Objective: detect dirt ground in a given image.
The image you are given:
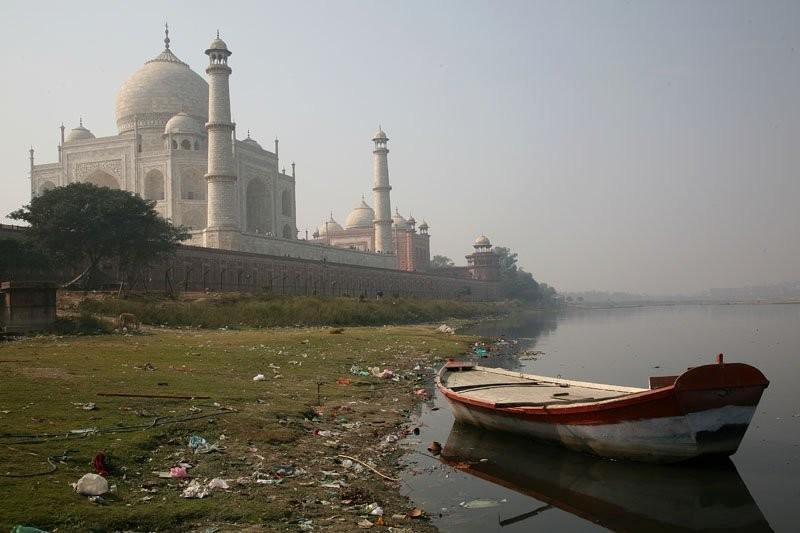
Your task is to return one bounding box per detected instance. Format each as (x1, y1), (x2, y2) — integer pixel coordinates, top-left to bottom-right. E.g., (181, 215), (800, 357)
(0, 324), (472, 532)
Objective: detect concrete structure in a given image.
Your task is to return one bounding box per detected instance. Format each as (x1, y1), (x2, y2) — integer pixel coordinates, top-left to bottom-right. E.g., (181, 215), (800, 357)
(1, 281), (58, 333)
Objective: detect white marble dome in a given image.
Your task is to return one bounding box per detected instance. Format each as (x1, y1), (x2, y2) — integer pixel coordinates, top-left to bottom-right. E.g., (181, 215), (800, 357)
(164, 112), (203, 135)
(65, 123), (95, 142)
(372, 127), (388, 141)
(474, 235), (491, 247)
(318, 215), (343, 236)
(207, 37), (229, 51)
(115, 47), (208, 134)
(344, 199), (375, 229)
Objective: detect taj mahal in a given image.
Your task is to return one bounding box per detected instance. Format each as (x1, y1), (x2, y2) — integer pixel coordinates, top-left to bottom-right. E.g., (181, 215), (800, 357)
(28, 27), (498, 282)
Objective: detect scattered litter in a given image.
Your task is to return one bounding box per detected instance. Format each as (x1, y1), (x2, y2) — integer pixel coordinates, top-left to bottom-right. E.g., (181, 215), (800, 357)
(357, 519), (373, 529)
(181, 479), (210, 499)
(188, 435), (207, 449)
(336, 377), (351, 385)
(427, 441), (442, 455)
(414, 388), (429, 397)
(436, 324), (455, 334)
(92, 453), (109, 477)
(11, 526), (48, 533)
(337, 454), (399, 482)
(273, 464), (306, 477)
(252, 374), (266, 381)
(407, 507), (424, 518)
(473, 347), (488, 357)
(73, 402), (97, 411)
(255, 478), (283, 485)
(460, 499), (502, 509)
(298, 519), (314, 531)
(208, 478), (230, 490)
(366, 502), (384, 516)
(384, 434), (399, 443)
(73, 473), (109, 496)
(349, 365), (370, 377)
(188, 435), (223, 454)
(370, 367), (394, 379)
(70, 427), (97, 435)
(169, 467), (188, 479)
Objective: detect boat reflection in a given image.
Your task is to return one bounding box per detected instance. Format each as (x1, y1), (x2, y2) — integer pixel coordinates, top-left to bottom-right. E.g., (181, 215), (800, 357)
(441, 422), (772, 532)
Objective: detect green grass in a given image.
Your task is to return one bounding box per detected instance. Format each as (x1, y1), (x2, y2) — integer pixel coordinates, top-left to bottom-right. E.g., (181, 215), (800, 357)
(77, 294), (505, 328)
(0, 325), (469, 532)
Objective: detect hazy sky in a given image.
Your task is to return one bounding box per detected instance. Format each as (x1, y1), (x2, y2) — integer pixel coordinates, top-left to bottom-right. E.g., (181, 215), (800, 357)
(2, 0), (798, 294)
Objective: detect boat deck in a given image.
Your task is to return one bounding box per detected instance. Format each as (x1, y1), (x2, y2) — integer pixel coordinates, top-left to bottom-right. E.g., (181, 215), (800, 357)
(441, 366), (646, 408)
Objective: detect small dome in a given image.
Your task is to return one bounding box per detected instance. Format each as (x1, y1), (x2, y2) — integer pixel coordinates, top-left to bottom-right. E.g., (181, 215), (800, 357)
(372, 127), (388, 141)
(419, 220), (429, 230)
(241, 131), (262, 149)
(344, 198), (375, 229)
(65, 122), (95, 142)
(407, 215), (416, 226)
(207, 37), (229, 52)
(474, 235), (491, 247)
(318, 214), (343, 236)
(392, 209), (409, 229)
(164, 112), (203, 135)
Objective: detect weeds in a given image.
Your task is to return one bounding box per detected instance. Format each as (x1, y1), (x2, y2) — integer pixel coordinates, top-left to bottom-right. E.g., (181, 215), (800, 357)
(78, 294), (505, 328)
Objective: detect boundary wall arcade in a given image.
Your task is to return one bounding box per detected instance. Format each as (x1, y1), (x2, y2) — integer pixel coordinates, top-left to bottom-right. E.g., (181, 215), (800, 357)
(156, 245), (497, 300)
(1, 225), (498, 301)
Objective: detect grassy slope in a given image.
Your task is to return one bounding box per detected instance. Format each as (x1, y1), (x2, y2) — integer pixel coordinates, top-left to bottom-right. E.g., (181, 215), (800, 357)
(76, 294), (503, 329)
(0, 326), (469, 532)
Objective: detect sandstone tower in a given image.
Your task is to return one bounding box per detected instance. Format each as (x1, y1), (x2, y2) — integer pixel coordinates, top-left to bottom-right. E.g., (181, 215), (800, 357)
(203, 32), (239, 250)
(371, 127), (392, 253)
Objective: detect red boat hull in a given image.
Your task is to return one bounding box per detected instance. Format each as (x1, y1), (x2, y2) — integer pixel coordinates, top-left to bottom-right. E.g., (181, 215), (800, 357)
(437, 362), (769, 463)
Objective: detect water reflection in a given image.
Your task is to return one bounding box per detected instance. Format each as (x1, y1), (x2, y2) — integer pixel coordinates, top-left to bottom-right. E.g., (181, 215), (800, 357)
(441, 422), (772, 532)
(462, 310), (560, 342)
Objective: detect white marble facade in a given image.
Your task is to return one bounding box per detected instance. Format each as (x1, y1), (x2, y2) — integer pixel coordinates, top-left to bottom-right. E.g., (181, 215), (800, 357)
(30, 28), (297, 244)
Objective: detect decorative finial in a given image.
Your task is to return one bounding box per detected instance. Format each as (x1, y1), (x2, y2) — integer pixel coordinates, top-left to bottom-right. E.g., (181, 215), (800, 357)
(217, 29), (220, 39)
(79, 117), (83, 127)
(164, 22), (170, 50)
(246, 129), (251, 139)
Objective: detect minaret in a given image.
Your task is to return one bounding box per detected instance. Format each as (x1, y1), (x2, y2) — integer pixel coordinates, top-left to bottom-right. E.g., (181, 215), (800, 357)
(203, 32), (239, 250)
(371, 126), (392, 253)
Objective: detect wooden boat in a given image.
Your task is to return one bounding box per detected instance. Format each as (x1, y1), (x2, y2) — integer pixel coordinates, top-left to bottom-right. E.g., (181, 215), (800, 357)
(439, 422), (773, 531)
(436, 355), (769, 463)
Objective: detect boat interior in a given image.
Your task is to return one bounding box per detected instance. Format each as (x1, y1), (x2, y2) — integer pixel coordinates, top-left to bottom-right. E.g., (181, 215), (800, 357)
(440, 364), (648, 408)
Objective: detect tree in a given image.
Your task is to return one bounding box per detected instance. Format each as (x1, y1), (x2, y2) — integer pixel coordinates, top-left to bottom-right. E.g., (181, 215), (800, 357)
(430, 255), (455, 268)
(492, 245), (557, 305)
(0, 238), (51, 278)
(9, 183), (188, 288)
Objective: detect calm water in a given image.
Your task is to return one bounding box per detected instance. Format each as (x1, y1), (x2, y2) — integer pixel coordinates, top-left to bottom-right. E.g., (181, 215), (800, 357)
(400, 304), (800, 532)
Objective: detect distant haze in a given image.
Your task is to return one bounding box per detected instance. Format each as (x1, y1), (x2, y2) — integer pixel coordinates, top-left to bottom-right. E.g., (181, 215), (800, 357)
(2, 0), (798, 294)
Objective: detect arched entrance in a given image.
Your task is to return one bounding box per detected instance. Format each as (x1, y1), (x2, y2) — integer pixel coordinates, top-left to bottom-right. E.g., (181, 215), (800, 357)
(246, 178), (271, 234)
(144, 169), (165, 200)
(86, 169), (119, 189)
